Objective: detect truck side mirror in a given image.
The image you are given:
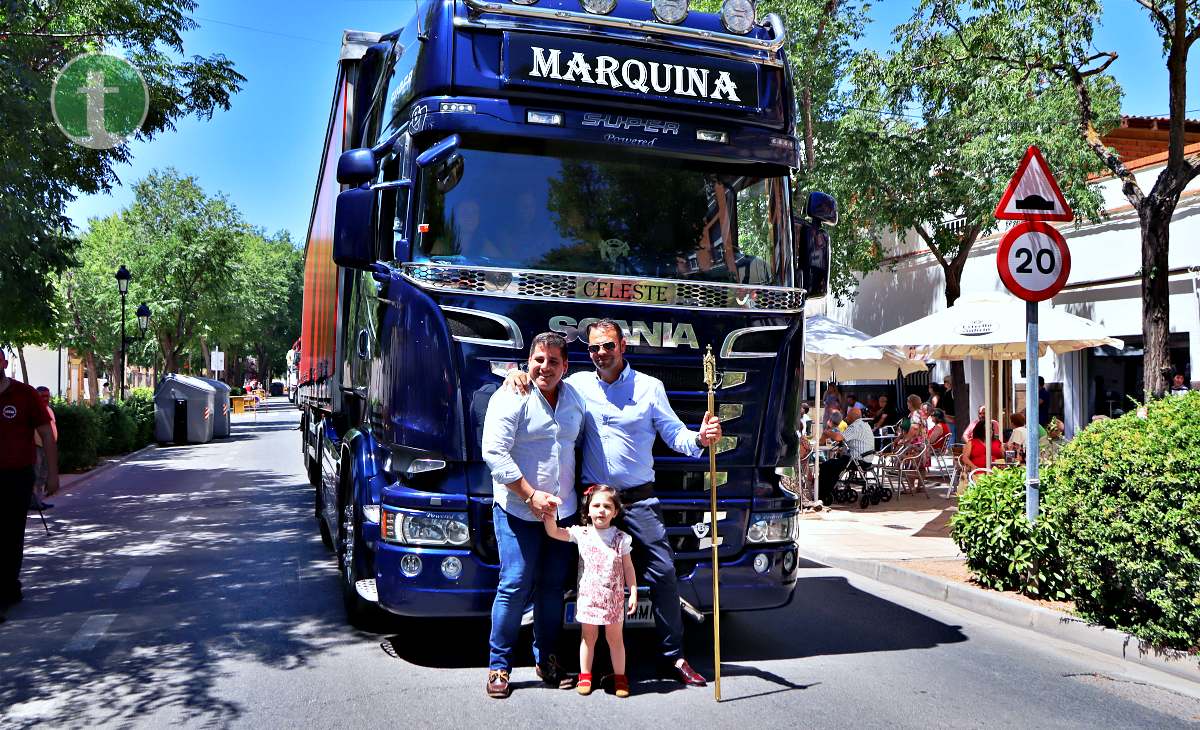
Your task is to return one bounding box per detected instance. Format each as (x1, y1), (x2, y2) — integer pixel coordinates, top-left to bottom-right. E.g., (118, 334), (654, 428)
(416, 134), (461, 168)
(804, 190), (839, 225)
(793, 217), (830, 300)
(337, 148), (376, 186)
(333, 186), (375, 270)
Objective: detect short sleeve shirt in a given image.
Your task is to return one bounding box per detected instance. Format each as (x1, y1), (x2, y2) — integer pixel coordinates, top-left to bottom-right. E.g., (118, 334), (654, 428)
(567, 525), (633, 556)
(0, 380), (50, 470)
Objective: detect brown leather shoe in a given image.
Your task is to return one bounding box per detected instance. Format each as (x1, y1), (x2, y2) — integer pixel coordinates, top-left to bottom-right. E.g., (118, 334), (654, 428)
(673, 660), (707, 687)
(486, 669), (511, 698)
(535, 654), (574, 689)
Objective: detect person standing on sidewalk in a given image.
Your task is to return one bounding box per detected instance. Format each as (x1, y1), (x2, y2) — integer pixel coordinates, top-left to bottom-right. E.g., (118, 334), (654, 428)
(0, 350), (59, 620)
(31, 386), (57, 510)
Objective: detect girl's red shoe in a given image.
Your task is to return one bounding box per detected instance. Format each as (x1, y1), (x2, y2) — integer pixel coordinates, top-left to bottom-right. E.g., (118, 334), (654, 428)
(613, 674), (630, 698)
(577, 673), (594, 696)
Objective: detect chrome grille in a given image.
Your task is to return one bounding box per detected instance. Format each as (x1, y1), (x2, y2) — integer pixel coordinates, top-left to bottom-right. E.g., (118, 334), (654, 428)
(401, 263), (805, 312)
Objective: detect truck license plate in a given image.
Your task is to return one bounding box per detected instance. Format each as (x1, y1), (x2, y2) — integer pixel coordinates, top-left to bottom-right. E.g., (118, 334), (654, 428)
(564, 599), (655, 626)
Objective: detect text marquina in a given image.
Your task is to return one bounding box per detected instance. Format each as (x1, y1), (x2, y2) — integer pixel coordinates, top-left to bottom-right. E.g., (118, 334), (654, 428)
(528, 46), (742, 102)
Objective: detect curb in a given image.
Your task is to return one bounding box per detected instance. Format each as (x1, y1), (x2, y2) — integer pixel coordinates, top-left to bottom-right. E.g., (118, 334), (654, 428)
(57, 443), (157, 493)
(800, 547), (1200, 687)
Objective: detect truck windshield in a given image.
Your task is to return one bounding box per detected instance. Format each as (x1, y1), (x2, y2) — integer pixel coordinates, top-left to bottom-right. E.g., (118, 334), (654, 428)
(414, 142), (792, 286)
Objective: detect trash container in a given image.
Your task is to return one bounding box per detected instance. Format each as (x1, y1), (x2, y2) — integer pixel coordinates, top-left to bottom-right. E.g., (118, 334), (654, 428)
(154, 375), (216, 444)
(195, 377), (232, 438)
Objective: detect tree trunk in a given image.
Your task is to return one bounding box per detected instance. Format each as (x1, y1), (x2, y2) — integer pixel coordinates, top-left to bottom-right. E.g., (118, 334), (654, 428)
(1140, 198), (1174, 399)
(85, 351), (99, 405)
(942, 252), (972, 431)
(160, 333), (177, 374)
(16, 344), (28, 383)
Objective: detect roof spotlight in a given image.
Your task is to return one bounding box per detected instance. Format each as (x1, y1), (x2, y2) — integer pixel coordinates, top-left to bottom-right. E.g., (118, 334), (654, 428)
(652, 0), (688, 24)
(580, 0), (616, 14)
(720, 0), (755, 34)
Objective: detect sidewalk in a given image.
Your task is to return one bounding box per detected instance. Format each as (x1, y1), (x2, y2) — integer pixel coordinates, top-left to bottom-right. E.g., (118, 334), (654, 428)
(796, 491), (962, 561)
(795, 489), (1200, 686)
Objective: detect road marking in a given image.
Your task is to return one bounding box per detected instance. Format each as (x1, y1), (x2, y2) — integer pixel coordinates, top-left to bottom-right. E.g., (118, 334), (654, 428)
(64, 614), (117, 652)
(116, 566), (151, 590)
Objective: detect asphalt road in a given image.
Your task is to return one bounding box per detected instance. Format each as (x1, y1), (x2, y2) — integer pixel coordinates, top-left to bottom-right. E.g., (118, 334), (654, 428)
(2, 402), (1199, 728)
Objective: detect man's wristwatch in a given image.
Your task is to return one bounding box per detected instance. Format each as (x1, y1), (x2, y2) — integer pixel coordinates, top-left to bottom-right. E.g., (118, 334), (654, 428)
(695, 434), (705, 449)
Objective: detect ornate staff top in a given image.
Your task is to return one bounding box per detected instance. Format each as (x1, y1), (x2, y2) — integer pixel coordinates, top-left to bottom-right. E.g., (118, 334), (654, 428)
(703, 344), (717, 389)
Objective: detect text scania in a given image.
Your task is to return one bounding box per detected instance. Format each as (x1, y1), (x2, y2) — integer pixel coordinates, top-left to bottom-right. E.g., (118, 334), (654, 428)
(549, 316), (699, 349)
(529, 47), (741, 102)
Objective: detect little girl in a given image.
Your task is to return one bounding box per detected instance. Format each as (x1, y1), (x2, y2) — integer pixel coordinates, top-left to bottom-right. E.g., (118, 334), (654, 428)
(542, 484), (638, 697)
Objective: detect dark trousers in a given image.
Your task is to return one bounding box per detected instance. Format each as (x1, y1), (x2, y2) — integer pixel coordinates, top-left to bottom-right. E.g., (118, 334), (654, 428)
(618, 497), (684, 662)
(1, 467), (34, 601)
(819, 455), (851, 504)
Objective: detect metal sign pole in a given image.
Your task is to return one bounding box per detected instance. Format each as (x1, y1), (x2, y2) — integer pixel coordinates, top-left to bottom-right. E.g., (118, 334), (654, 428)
(1025, 301), (1039, 523)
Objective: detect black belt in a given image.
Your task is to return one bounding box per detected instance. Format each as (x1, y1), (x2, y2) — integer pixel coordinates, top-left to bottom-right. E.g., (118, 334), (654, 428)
(616, 483), (655, 505)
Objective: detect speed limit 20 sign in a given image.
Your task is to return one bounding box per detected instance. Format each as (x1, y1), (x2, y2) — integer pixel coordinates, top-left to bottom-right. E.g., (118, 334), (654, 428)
(996, 221), (1071, 302)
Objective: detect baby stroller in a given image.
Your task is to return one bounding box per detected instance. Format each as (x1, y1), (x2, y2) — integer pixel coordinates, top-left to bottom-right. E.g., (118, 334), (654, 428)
(831, 451), (893, 508)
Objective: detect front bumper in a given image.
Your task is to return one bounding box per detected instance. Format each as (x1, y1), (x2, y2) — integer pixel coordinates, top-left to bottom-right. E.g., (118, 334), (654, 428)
(373, 540), (798, 617)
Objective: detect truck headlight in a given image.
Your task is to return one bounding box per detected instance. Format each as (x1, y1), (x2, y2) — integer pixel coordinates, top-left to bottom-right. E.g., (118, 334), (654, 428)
(720, 0), (755, 34)
(382, 510), (471, 546)
(746, 511), (796, 544)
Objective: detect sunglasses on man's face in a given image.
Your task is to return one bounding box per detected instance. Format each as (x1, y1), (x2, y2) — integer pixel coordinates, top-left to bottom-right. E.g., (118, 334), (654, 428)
(587, 341), (618, 354)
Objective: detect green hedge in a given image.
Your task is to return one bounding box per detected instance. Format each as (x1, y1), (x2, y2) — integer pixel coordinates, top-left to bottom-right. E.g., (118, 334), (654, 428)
(51, 392), (157, 471)
(1052, 392), (1200, 651)
(54, 402), (102, 472)
(125, 388), (155, 445)
(951, 466), (1071, 600)
(953, 392), (1200, 651)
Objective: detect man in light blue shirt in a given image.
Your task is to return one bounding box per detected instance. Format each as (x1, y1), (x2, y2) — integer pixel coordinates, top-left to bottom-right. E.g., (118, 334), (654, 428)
(481, 332), (583, 698)
(569, 320), (721, 686)
(510, 319), (721, 686)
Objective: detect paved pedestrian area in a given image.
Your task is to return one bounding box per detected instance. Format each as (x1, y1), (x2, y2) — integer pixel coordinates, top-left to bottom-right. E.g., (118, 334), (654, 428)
(797, 494), (963, 562)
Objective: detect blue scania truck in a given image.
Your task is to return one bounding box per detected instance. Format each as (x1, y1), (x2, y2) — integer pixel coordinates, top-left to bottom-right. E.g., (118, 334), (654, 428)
(297, 0), (835, 627)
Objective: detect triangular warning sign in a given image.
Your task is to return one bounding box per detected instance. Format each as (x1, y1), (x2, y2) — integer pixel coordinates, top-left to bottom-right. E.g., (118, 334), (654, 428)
(994, 146), (1074, 222)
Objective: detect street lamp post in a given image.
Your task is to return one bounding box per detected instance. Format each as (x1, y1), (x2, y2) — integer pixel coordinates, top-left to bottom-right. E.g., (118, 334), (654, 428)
(115, 265), (131, 400)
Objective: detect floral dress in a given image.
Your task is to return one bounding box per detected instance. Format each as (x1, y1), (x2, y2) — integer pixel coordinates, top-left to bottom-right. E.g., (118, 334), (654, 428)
(568, 525), (633, 626)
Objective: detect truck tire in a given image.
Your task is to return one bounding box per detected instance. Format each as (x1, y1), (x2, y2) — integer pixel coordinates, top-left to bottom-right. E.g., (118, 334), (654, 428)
(339, 476), (384, 630)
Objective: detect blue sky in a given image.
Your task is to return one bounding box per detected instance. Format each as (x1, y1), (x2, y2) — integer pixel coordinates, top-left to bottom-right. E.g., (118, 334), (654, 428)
(65, 0), (1197, 244)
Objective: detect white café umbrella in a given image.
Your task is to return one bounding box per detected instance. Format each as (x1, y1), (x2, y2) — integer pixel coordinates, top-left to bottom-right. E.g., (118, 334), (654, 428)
(864, 295), (1123, 467)
(805, 316), (927, 502)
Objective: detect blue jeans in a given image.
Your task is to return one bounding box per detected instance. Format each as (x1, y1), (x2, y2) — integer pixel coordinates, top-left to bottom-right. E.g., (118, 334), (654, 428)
(489, 504), (573, 671)
(618, 497), (684, 661)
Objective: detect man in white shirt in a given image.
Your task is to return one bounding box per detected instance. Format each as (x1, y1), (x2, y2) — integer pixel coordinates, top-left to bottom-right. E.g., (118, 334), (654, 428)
(481, 332), (584, 699)
(816, 407), (874, 505)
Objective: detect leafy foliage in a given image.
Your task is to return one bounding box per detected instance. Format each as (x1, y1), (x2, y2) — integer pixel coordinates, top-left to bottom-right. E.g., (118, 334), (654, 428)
(97, 400), (138, 455)
(125, 387), (156, 445)
(68, 169), (302, 381)
(0, 1), (244, 342)
(1051, 393), (1200, 650)
(951, 466), (1071, 599)
(954, 394), (1200, 650)
(53, 401), (102, 471)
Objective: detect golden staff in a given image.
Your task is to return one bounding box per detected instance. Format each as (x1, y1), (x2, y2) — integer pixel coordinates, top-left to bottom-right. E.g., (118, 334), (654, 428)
(702, 344), (722, 701)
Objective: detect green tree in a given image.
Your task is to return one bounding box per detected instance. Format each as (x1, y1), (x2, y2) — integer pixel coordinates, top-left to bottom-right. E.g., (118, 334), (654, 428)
(0, 1), (244, 342)
(121, 169), (247, 373)
(838, 8), (1120, 423)
(915, 0), (1198, 398)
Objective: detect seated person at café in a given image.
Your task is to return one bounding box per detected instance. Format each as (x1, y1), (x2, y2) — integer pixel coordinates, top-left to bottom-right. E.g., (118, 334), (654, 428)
(964, 405), (1000, 443)
(895, 394), (926, 446)
(1004, 412), (1045, 462)
(927, 408), (950, 450)
(844, 392), (865, 412)
(816, 408), (874, 505)
(870, 394), (894, 432)
(818, 410), (847, 442)
(961, 420), (1005, 473)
